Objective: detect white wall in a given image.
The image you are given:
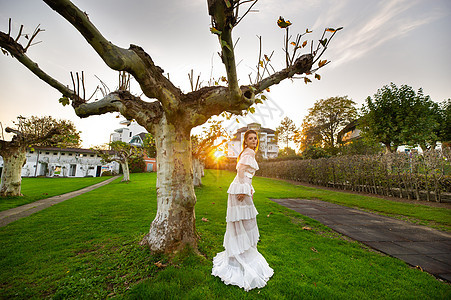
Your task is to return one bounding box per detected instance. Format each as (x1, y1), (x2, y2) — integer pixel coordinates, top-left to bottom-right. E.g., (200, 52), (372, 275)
(0, 148), (119, 178)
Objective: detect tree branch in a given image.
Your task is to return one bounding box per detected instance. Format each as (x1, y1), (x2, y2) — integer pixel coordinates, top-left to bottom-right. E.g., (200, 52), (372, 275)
(42, 0), (181, 107)
(254, 53), (313, 93)
(74, 90), (163, 132)
(0, 31), (76, 101)
(208, 0), (242, 102)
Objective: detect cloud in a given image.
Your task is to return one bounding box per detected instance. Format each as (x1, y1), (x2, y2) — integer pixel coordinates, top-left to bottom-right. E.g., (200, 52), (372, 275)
(321, 0), (447, 67)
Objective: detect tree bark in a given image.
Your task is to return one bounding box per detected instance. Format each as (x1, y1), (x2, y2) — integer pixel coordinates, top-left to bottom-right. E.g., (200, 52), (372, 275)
(120, 161), (130, 182)
(192, 158), (203, 187)
(0, 148), (26, 197)
(141, 115), (197, 253)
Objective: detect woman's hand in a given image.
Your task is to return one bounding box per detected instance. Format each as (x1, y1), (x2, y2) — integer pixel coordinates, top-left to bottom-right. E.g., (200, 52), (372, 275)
(237, 194), (246, 201)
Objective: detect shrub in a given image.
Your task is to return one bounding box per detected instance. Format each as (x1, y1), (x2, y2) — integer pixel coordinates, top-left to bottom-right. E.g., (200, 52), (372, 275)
(257, 149), (451, 202)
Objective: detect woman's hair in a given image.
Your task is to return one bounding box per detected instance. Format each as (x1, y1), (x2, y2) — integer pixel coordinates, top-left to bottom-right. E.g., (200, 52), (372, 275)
(238, 129), (259, 159)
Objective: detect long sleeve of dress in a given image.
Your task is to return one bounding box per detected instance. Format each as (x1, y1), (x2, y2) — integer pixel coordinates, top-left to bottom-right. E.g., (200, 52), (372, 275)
(226, 153), (259, 196)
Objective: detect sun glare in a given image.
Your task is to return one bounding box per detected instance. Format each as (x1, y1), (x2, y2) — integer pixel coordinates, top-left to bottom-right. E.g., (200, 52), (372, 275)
(213, 150), (224, 159)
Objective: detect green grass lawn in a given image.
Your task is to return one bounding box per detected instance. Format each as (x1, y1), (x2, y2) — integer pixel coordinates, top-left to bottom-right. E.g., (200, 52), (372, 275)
(0, 171), (449, 299)
(0, 176), (114, 212)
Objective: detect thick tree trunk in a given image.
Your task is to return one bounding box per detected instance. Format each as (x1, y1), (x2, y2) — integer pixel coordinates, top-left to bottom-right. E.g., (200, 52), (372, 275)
(141, 115), (197, 253)
(0, 149), (26, 197)
(121, 161), (130, 182)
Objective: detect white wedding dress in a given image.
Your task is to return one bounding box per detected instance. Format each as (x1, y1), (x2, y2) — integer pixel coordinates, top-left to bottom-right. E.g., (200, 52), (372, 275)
(212, 148), (273, 291)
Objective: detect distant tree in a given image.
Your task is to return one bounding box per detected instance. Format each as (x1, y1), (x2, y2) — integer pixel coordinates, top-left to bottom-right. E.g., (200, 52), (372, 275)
(278, 146), (297, 157)
(295, 120), (322, 153)
(302, 96), (357, 150)
(361, 83), (441, 152)
(191, 120), (229, 186)
(129, 156), (146, 173)
(143, 133), (157, 158)
(276, 117), (298, 150)
(436, 99), (451, 149)
(0, 116), (81, 197)
(95, 141), (144, 182)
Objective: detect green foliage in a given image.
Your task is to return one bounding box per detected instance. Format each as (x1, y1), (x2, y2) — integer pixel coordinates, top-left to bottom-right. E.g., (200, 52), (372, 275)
(276, 116), (298, 150)
(302, 145), (330, 159)
(143, 133), (156, 157)
(278, 146), (297, 157)
(129, 156), (145, 173)
(301, 96), (357, 150)
(259, 149), (451, 204)
(8, 115), (81, 148)
(437, 99), (451, 145)
(339, 137), (384, 156)
(361, 83), (443, 152)
(0, 172), (449, 298)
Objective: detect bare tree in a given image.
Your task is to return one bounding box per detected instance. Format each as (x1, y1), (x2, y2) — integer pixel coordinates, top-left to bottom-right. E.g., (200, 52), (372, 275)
(0, 0), (340, 253)
(94, 141), (143, 182)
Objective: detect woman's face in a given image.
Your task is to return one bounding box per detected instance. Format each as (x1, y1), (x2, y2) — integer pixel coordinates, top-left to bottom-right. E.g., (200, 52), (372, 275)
(246, 133), (258, 150)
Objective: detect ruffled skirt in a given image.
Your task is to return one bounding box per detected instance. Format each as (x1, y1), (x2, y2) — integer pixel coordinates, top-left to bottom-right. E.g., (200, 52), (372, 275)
(212, 193), (273, 291)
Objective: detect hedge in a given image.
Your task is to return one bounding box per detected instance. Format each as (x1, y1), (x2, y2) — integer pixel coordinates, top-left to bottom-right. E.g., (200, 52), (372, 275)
(256, 149), (451, 202)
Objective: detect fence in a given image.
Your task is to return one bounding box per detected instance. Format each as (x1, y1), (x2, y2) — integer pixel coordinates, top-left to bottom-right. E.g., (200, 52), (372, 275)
(256, 150), (451, 202)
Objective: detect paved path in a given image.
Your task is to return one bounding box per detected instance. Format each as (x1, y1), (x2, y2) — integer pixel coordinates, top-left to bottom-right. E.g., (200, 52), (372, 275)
(0, 176), (120, 228)
(272, 198), (451, 282)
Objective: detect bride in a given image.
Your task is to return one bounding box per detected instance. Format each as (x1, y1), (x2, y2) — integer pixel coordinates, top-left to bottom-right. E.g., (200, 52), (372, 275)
(212, 129), (273, 291)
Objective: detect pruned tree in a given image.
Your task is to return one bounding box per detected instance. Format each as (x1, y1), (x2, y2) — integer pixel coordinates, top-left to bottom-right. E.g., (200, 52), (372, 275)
(0, 0), (340, 253)
(94, 141), (143, 182)
(0, 115), (81, 197)
(191, 120), (229, 186)
(302, 96), (357, 150)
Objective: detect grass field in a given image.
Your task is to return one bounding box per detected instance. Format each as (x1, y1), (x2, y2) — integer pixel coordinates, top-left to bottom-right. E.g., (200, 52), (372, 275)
(0, 176), (113, 212)
(0, 171), (449, 299)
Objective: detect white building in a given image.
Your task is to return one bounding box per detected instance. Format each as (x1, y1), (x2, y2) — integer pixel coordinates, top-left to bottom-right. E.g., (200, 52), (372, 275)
(110, 120), (148, 143)
(0, 147), (119, 178)
(227, 123), (278, 159)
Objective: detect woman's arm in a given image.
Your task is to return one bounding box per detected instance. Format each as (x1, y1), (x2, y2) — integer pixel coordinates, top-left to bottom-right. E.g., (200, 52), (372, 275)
(236, 163), (247, 201)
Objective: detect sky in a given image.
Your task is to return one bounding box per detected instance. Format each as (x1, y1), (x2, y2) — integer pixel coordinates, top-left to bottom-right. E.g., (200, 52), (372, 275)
(0, 0), (450, 148)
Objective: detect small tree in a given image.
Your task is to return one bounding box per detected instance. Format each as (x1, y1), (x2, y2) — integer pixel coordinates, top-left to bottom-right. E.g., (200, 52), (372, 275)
(191, 120), (229, 186)
(276, 117), (298, 151)
(0, 116), (81, 197)
(95, 141), (143, 182)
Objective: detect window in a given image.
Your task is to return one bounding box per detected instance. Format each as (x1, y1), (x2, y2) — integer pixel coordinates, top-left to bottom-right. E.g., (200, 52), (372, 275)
(61, 153), (65, 156)
(90, 154), (94, 157)
(53, 152), (58, 155)
(69, 164), (76, 176)
(130, 132), (132, 137)
(69, 153), (73, 156)
(45, 152), (50, 155)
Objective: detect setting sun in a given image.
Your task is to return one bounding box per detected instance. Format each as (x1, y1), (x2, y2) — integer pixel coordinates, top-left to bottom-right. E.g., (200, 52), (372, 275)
(213, 150), (224, 159)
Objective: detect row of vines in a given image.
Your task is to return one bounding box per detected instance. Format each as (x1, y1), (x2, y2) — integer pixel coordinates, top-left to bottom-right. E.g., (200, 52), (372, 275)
(256, 149), (451, 202)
